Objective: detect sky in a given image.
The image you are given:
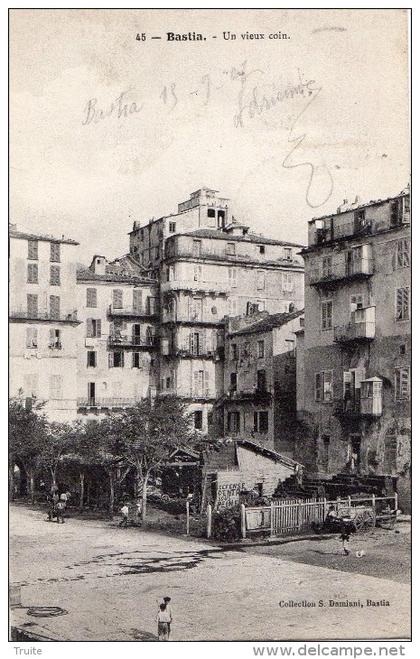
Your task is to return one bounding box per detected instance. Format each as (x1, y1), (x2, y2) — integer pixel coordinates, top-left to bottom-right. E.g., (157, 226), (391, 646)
(10, 9), (409, 264)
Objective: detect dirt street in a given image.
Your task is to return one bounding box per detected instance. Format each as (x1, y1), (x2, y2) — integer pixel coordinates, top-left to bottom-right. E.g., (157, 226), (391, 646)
(10, 504), (411, 641)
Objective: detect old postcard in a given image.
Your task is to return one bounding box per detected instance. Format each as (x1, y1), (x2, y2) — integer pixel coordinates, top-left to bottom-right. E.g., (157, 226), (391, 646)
(9, 8), (411, 645)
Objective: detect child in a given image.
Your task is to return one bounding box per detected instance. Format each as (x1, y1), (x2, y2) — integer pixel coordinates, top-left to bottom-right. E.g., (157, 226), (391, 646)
(156, 602), (172, 641)
(340, 529), (351, 555)
(119, 503), (129, 527)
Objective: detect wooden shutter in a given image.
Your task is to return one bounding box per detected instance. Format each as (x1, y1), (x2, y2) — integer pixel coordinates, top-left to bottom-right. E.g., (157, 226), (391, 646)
(96, 319), (102, 337)
(204, 370), (210, 396)
(113, 289), (123, 309)
(108, 353), (113, 368)
(133, 289), (142, 311)
(50, 295), (60, 319)
(49, 328), (55, 347)
(86, 318), (93, 338)
(323, 371), (333, 401)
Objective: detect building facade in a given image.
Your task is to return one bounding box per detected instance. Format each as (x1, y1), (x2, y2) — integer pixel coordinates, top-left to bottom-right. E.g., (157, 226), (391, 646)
(9, 226), (80, 422)
(220, 310), (304, 452)
(76, 255), (159, 418)
(298, 190), (411, 507)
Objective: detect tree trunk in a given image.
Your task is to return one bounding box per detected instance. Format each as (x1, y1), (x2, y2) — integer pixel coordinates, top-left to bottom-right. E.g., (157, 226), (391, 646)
(109, 471), (115, 520)
(28, 467), (35, 505)
(9, 465), (15, 501)
(50, 467), (57, 491)
(79, 472), (85, 512)
(141, 471), (150, 521)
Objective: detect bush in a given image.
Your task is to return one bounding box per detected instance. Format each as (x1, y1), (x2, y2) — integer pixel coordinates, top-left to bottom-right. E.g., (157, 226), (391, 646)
(148, 493), (187, 515)
(212, 505), (241, 542)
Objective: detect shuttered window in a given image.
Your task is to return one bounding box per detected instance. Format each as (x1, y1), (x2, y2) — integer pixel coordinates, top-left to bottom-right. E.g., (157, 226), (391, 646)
(396, 287), (410, 321)
(27, 240), (38, 260)
(49, 375), (63, 399)
(321, 300), (333, 330)
(282, 273), (293, 292)
(396, 239), (410, 268)
(50, 243), (61, 262)
(86, 288), (97, 308)
(27, 294), (38, 317)
(50, 295), (60, 319)
(132, 352), (140, 368)
(50, 266), (61, 286)
(26, 327), (38, 348)
(133, 289), (142, 311)
(87, 351), (97, 367)
(315, 371), (333, 401)
(109, 352), (124, 368)
(86, 318), (102, 338)
(193, 264), (202, 281)
(113, 289), (123, 309)
(27, 263), (38, 284)
(395, 368), (410, 400)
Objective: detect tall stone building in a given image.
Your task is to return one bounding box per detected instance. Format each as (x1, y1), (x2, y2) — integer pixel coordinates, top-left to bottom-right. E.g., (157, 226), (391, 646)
(76, 254), (159, 418)
(297, 189), (411, 507)
(9, 226), (80, 421)
(132, 188), (305, 434)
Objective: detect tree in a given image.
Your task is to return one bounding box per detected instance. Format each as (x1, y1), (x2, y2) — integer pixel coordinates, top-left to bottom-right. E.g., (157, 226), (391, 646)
(111, 396), (195, 520)
(9, 398), (47, 503)
(38, 421), (81, 490)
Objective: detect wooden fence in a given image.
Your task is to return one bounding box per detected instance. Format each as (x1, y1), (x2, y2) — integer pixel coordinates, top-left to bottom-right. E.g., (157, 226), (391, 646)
(242, 494), (398, 538)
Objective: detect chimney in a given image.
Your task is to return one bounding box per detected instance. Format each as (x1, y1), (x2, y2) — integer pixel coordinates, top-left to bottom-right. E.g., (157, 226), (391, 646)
(91, 255), (107, 275)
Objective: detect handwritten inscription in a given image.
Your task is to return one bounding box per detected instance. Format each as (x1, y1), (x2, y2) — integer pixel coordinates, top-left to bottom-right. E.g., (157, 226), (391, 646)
(216, 482), (245, 509)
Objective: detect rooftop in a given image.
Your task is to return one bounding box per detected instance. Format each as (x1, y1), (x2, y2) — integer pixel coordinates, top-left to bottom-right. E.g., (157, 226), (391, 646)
(9, 227), (79, 246)
(176, 228), (305, 248)
(309, 188), (410, 224)
(230, 309), (304, 337)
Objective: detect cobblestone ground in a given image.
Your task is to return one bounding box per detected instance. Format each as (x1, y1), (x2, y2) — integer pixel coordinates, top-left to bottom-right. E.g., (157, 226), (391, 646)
(10, 504), (410, 641)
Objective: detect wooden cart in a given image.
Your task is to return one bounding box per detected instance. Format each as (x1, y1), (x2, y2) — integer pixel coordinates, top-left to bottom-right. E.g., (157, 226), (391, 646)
(336, 504), (376, 533)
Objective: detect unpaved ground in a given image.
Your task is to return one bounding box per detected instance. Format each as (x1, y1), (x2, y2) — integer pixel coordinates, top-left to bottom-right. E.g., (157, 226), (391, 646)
(241, 524), (411, 584)
(10, 504), (411, 642)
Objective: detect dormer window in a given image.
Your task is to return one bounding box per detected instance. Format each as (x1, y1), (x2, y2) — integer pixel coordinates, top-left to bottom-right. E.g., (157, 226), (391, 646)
(283, 247), (292, 261)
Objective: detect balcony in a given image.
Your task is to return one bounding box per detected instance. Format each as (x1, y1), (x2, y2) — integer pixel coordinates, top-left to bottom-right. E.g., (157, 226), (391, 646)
(10, 310), (80, 325)
(107, 334), (158, 349)
(334, 307), (376, 344)
(161, 279), (229, 295)
(309, 258), (373, 288)
(312, 220), (373, 247)
(226, 387), (273, 405)
(108, 304), (158, 319)
(77, 397), (141, 410)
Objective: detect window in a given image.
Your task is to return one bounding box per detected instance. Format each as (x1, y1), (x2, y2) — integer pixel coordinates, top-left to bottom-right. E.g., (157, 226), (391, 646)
(315, 371), (333, 402)
(207, 209), (215, 218)
(27, 263), (38, 284)
(147, 296), (158, 315)
(133, 289), (142, 311)
(257, 271), (265, 291)
(230, 372), (237, 391)
(259, 245), (265, 254)
(86, 318), (102, 338)
(193, 370), (205, 396)
(87, 351), (97, 367)
(193, 240), (202, 257)
(396, 287), (410, 321)
(169, 221), (176, 233)
(257, 369), (267, 392)
(229, 267), (237, 288)
(50, 243), (60, 262)
(399, 344), (406, 356)
(27, 294), (38, 317)
(257, 340), (265, 358)
(49, 295), (60, 319)
(322, 256), (332, 278)
(230, 343), (238, 360)
(228, 298), (238, 316)
(395, 368), (410, 400)
(193, 264), (202, 281)
(26, 327), (38, 348)
(194, 410), (203, 430)
(354, 209), (366, 231)
(282, 273), (293, 292)
(49, 329), (62, 349)
(49, 375), (63, 400)
(226, 242), (236, 256)
(321, 300), (333, 330)
(24, 373), (38, 398)
(390, 199), (401, 226)
(227, 411), (240, 433)
(254, 411), (269, 433)
(27, 240), (38, 260)
(283, 247), (292, 261)
(86, 288), (97, 308)
(217, 210), (225, 227)
(166, 376), (171, 389)
(109, 352), (124, 368)
(50, 266), (60, 286)
(113, 289), (123, 309)
(396, 239), (410, 268)
(350, 294), (364, 313)
(132, 352), (140, 368)
(190, 298), (203, 321)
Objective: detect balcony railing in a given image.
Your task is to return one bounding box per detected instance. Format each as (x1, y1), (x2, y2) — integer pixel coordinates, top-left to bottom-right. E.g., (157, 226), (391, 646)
(308, 258), (373, 287)
(161, 279), (229, 294)
(77, 397), (140, 409)
(335, 397), (382, 418)
(334, 320), (375, 344)
(226, 388), (273, 404)
(10, 310), (80, 324)
(313, 220), (373, 246)
(108, 304), (158, 318)
(107, 334), (158, 349)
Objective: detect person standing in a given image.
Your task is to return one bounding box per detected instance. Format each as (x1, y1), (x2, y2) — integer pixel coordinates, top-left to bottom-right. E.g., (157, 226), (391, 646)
(119, 503), (129, 527)
(156, 602), (172, 641)
(55, 499), (66, 524)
